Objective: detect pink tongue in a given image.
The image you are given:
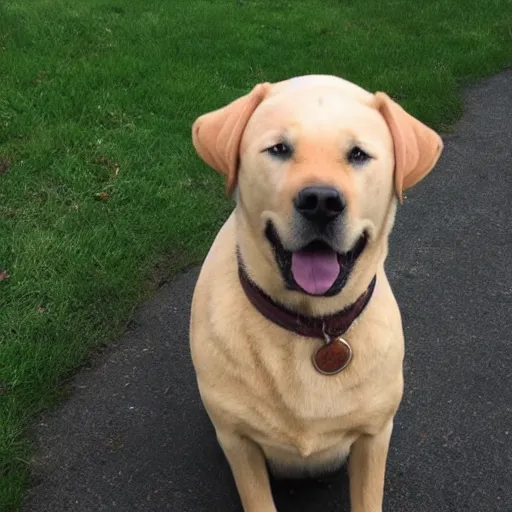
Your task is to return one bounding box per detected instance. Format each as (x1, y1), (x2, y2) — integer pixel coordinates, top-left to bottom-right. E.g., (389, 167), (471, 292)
(291, 249), (340, 295)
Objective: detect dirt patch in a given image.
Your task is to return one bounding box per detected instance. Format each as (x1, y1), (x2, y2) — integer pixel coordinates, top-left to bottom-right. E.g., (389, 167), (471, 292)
(0, 156), (11, 175)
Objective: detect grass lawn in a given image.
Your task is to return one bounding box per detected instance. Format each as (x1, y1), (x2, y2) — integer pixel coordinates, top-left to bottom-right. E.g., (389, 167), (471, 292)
(0, 0), (510, 509)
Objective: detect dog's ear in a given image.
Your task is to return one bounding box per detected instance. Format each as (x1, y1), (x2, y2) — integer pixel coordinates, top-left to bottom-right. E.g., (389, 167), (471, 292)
(375, 92), (443, 203)
(192, 83), (270, 195)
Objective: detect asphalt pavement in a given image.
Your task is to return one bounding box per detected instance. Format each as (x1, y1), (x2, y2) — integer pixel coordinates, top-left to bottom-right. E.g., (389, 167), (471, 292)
(24, 71), (512, 512)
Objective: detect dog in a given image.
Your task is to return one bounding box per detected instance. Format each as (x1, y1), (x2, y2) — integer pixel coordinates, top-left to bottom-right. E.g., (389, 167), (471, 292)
(189, 75), (443, 511)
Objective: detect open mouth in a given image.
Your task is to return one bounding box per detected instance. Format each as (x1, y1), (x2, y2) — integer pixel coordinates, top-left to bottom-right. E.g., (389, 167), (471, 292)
(265, 223), (368, 297)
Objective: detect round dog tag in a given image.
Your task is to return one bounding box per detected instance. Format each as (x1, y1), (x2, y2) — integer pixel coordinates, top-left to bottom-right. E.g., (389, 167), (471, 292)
(312, 337), (352, 375)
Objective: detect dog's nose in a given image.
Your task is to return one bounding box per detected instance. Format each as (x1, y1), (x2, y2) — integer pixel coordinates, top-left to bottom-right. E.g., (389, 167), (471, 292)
(293, 186), (345, 224)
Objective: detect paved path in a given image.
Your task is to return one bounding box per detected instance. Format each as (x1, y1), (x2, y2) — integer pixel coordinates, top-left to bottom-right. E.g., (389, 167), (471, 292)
(24, 71), (512, 512)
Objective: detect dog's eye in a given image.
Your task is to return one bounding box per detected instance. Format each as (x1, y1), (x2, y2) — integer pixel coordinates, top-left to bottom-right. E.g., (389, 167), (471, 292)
(347, 146), (371, 166)
(266, 143), (292, 159)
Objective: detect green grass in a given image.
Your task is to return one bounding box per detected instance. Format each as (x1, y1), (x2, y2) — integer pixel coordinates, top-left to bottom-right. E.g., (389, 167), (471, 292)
(0, 0), (510, 509)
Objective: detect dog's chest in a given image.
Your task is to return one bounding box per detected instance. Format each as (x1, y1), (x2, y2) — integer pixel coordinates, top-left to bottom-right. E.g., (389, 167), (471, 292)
(194, 278), (404, 460)
(238, 353), (397, 459)
(250, 409), (357, 460)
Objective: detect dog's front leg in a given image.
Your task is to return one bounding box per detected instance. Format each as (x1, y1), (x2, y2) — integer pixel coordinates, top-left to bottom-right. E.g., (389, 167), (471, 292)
(348, 421), (393, 512)
(217, 431), (277, 512)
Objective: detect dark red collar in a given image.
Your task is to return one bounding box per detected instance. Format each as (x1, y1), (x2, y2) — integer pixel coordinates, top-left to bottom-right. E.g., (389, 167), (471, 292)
(238, 256), (376, 340)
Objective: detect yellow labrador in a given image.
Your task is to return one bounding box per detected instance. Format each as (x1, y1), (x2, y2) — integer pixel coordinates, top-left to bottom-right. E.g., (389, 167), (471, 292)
(190, 75), (442, 512)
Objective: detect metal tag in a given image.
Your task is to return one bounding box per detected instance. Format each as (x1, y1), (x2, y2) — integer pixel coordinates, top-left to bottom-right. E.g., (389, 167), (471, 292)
(312, 334), (353, 375)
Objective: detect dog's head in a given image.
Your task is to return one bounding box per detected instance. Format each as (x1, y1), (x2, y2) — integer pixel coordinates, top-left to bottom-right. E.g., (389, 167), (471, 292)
(193, 75), (442, 299)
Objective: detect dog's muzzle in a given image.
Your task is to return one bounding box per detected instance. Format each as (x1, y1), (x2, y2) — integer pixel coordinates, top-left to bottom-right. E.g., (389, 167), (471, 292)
(265, 216), (368, 298)
(262, 185), (365, 296)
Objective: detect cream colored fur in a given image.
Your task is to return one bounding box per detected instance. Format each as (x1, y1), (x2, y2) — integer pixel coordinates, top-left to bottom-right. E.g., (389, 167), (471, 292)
(190, 75), (442, 512)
